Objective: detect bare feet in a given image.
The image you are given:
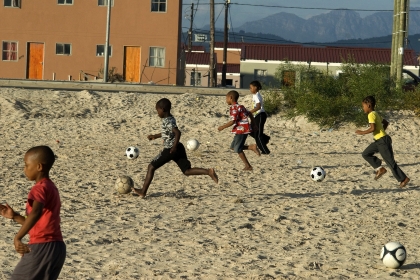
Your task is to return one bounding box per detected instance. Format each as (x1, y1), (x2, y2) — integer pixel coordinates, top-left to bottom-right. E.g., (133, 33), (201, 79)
(250, 144), (261, 156)
(132, 188), (146, 198)
(399, 177), (410, 188)
(209, 168), (219, 184)
(243, 166), (253, 171)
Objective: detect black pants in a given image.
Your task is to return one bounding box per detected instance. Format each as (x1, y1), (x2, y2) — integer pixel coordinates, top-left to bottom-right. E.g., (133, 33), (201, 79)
(362, 135), (406, 182)
(250, 112), (270, 154)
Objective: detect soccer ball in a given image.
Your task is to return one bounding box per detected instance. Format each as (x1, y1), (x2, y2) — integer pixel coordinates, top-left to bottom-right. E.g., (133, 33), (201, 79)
(380, 242), (407, 269)
(186, 139), (200, 151)
(126, 146), (139, 159)
(310, 166), (326, 182)
(115, 175), (134, 194)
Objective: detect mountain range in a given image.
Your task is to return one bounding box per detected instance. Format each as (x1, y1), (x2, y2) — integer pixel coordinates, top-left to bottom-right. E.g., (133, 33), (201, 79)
(216, 10), (420, 43)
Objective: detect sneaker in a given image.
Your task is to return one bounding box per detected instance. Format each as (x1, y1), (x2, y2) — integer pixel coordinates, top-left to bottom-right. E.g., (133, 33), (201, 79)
(399, 177), (410, 188)
(374, 167), (387, 180)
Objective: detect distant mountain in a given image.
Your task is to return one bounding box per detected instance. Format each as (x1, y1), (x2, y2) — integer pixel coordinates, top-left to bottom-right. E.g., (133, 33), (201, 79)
(233, 10), (420, 43)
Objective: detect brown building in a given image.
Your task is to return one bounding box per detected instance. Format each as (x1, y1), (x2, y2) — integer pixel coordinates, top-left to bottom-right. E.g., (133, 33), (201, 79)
(0, 0), (184, 85)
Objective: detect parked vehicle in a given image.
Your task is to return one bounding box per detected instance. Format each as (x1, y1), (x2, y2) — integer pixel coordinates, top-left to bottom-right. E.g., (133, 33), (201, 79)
(402, 69), (420, 91)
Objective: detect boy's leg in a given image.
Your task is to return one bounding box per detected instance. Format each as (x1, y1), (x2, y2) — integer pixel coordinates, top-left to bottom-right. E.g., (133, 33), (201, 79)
(238, 151), (252, 170)
(254, 113), (271, 154)
(362, 141), (382, 168)
(243, 144), (261, 156)
(377, 135), (408, 183)
(184, 168), (219, 183)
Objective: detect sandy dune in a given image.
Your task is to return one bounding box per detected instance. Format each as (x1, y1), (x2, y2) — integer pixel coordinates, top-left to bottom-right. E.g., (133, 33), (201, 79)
(0, 88), (420, 279)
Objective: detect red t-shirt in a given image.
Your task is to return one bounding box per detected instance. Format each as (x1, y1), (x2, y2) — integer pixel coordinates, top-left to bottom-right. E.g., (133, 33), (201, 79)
(26, 178), (63, 244)
(230, 103), (252, 134)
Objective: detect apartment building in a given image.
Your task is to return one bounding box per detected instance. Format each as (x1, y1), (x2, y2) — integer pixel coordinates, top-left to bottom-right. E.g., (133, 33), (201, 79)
(0, 0), (184, 85)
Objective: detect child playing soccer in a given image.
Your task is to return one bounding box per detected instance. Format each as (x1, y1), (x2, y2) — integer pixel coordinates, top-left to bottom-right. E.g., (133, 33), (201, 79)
(132, 98), (218, 198)
(218, 90), (260, 170)
(0, 146), (66, 280)
(249, 80), (270, 155)
(356, 96), (410, 188)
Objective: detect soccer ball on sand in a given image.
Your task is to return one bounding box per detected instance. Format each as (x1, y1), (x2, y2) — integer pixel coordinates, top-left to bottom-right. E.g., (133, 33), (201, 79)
(186, 139), (200, 151)
(310, 167), (326, 182)
(380, 242), (407, 269)
(115, 175), (134, 194)
(126, 146), (139, 159)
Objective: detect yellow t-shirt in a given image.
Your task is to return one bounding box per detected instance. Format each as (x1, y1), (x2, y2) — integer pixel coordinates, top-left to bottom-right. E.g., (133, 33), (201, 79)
(368, 111), (387, 140)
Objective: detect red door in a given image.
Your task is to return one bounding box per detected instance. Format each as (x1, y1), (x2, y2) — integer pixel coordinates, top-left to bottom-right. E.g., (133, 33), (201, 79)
(27, 43), (44, 80)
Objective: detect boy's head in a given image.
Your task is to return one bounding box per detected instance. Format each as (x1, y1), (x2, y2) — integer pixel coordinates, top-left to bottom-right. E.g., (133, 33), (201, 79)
(249, 80), (262, 93)
(24, 146), (55, 181)
(156, 98), (171, 118)
(226, 90), (239, 105)
(362, 95), (376, 113)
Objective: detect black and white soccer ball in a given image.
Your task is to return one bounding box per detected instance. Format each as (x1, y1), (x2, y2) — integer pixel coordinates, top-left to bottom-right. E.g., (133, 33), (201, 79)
(125, 146), (139, 159)
(115, 175), (134, 194)
(380, 242), (407, 269)
(310, 166), (326, 182)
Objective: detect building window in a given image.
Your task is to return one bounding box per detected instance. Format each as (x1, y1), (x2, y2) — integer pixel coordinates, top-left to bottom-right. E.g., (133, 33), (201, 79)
(151, 0), (166, 12)
(2, 41), (18, 61)
(56, 43), (71, 55)
(58, 0), (73, 5)
(98, 0), (113, 6)
(254, 69), (267, 82)
(4, 0), (20, 7)
(149, 47), (165, 67)
(190, 71), (201, 86)
(96, 45), (112, 56)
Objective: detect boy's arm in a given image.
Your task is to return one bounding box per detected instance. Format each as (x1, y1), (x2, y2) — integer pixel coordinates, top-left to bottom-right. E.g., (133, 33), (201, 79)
(355, 123), (375, 135)
(14, 200), (43, 255)
(382, 119), (389, 130)
(170, 127), (181, 153)
(218, 120), (235, 131)
(0, 203), (25, 225)
(147, 133), (162, 140)
(249, 103), (261, 114)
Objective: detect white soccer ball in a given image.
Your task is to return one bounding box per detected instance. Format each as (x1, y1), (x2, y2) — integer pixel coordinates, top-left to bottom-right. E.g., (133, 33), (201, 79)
(115, 175), (134, 194)
(380, 242), (407, 269)
(186, 139), (200, 151)
(310, 166), (326, 182)
(126, 146), (139, 159)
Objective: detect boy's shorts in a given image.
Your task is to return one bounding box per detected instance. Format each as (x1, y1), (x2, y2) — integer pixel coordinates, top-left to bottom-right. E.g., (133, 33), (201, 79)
(230, 134), (248, 153)
(151, 142), (191, 173)
(11, 241), (66, 280)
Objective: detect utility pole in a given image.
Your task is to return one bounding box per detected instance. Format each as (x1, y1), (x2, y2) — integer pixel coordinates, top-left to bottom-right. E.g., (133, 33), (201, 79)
(396, 0), (408, 84)
(103, 0), (111, 82)
(221, 0), (230, 87)
(209, 0), (215, 87)
(391, 0), (399, 78)
(188, 3), (194, 52)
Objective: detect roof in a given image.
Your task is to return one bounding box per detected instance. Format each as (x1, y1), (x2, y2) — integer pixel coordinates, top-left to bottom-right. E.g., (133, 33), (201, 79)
(181, 44), (206, 52)
(185, 52), (217, 65)
(240, 45), (417, 65)
(214, 42), (301, 49)
(216, 63), (240, 74)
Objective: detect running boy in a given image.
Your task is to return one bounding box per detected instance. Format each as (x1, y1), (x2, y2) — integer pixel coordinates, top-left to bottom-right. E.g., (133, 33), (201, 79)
(0, 146), (66, 279)
(356, 96), (410, 188)
(132, 98), (218, 198)
(218, 90), (260, 170)
(249, 80), (270, 155)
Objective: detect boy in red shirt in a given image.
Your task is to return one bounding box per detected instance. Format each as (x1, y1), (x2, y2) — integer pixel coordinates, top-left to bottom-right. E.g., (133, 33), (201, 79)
(0, 146), (66, 280)
(218, 90), (260, 170)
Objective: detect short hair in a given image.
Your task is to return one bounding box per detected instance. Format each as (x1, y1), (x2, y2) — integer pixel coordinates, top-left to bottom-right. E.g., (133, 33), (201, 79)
(26, 146), (56, 171)
(363, 96), (376, 108)
(250, 80), (262, 91)
(227, 90), (240, 101)
(156, 98), (171, 112)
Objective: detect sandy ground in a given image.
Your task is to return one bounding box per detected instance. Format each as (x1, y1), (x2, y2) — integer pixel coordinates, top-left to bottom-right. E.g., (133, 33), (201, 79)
(1, 88), (420, 279)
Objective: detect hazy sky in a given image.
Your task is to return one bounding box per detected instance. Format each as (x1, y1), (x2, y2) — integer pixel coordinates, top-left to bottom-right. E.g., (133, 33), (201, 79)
(182, 0), (420, 31)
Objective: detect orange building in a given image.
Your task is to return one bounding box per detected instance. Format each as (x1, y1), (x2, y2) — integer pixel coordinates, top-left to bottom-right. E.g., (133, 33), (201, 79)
(0, 0), (184, 85)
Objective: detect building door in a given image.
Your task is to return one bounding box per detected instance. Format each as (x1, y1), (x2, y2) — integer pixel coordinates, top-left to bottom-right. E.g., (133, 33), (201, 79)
(123, 46), (141, 82)
(27, 43), (44, 80)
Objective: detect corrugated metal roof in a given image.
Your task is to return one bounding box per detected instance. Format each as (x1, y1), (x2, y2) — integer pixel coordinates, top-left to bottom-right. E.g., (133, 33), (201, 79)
(214, 42), (301, 49)
(216, 63), (240, 73)
(185, 52), (217, 65)
(241, 45), (417, 65)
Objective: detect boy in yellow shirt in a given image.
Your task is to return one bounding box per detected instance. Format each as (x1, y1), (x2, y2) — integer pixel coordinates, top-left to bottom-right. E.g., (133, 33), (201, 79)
(356, 96), (410, 188)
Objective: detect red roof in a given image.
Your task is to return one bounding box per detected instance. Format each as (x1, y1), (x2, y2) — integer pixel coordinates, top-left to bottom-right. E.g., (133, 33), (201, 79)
(185, 52), (217, 65)
(216, 63), (240, 74)
(181, 44), (206, 52)
(214, 42), (301, 49)
(241, 45), (417, 65)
